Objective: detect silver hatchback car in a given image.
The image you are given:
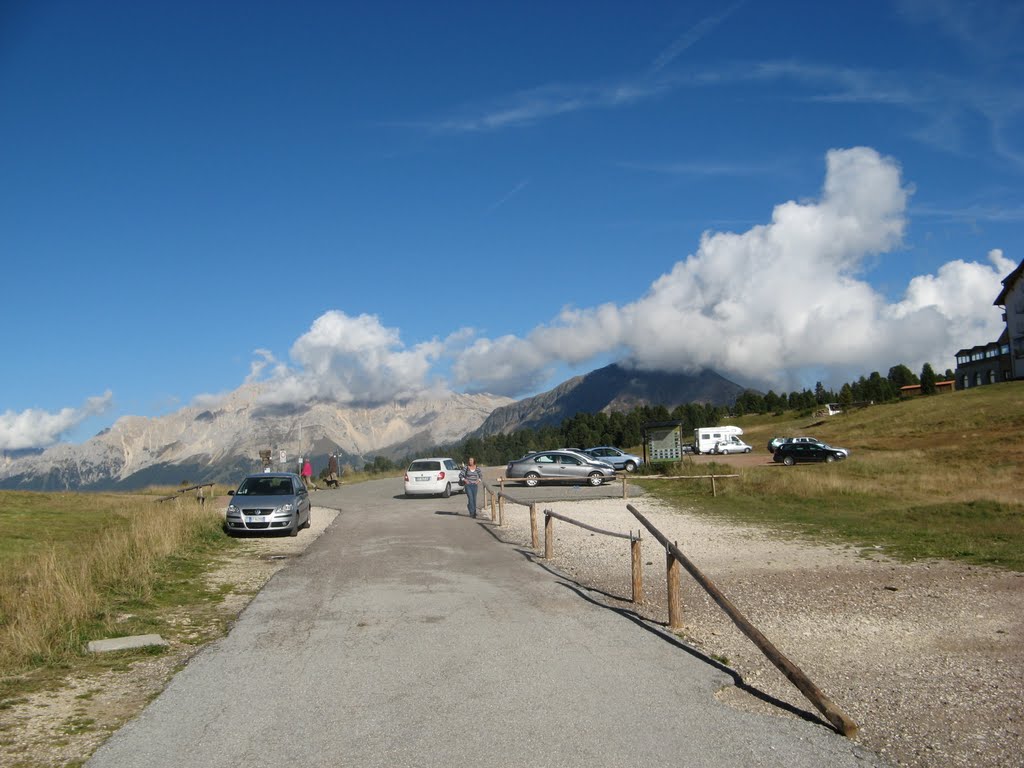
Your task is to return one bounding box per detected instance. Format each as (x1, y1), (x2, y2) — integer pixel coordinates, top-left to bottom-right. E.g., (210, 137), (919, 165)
(505, 450), (616, 487)
(224, 472), (311, 536)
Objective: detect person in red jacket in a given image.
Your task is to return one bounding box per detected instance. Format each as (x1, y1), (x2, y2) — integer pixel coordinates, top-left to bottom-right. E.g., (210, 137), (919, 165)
(301, 458), (316, 491)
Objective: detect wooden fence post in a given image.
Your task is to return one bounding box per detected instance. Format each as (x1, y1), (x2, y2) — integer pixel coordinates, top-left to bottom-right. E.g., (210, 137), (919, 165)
(498, 493), (504, 526)
(631, 534), (643, 604)
(530, 502), (539, 550)
(711, 473), (717, 497)
(490, 492), (496, 522)
(544, 512), (553, 559)
(666, 543), (682, 630)
(622, 476), (627, 499)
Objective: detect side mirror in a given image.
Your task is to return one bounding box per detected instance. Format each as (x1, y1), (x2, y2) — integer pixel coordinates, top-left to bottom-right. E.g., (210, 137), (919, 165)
(228, 490), (235, 496)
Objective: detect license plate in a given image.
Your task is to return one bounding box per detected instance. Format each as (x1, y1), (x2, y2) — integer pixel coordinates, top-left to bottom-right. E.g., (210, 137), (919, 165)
(415, 477), (431, 482)
(244, 516), (264, 523)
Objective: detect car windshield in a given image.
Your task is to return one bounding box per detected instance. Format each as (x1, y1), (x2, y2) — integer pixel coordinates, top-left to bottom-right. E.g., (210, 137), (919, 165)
(237, 477), (294, 496)
(409, 461), (441, 471)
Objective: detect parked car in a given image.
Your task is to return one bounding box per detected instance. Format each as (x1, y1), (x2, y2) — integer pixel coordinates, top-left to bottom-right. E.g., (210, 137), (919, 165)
(224, 472), (311, 537)
(772, 442), (848, 466)
(710, 437), (752, 455)
(584, 446), (643, 472)
(505, 450), (616, 487)
(767, 436), (822, 454)
(404, 457), (464, 498)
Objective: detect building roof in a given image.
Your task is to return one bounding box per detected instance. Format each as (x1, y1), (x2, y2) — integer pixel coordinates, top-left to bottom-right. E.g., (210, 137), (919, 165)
(994, 257), (1024, 306)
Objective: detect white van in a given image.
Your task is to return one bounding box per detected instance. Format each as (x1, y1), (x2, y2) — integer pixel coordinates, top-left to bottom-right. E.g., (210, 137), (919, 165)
(694, 426), (750, 455)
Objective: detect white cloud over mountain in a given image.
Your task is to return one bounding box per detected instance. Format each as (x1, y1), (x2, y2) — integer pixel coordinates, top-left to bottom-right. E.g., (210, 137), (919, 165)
(452, 147), (1011, 394)
(245, 146), (1010, 405)
(0, 391), (113, 451)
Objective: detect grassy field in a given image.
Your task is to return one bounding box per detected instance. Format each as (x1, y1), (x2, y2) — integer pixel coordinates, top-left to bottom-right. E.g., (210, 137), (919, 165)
(0, 492), (235, 690)
(635, 382), (1024, 570)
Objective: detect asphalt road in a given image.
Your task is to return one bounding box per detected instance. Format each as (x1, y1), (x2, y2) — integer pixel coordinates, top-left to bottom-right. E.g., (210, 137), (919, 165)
(87, 477), (883, 768)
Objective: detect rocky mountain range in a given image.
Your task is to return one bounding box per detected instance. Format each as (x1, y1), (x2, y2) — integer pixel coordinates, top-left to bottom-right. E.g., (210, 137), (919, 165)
(0, 383), (513, 491)
(473, 363), (746, 435)
(0, 365), (745, 490)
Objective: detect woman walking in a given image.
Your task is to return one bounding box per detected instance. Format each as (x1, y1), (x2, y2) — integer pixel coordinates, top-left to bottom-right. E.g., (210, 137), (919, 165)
(459, 457), (483, 518)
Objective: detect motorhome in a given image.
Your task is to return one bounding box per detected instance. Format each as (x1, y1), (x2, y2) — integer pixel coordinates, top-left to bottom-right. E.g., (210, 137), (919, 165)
(693, 426), (747, 455)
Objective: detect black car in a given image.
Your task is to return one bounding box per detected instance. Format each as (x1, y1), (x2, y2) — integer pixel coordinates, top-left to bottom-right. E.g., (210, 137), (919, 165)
(772, 442), (847, 466)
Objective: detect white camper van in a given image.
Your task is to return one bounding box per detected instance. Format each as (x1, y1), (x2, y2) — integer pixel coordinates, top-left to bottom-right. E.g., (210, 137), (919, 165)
(693, 426), (750, 455)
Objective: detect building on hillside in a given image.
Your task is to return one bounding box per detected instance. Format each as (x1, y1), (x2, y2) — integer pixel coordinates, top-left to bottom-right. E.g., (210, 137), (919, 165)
(995, 257), (1024, 381)
(899, 381), (955, 398)
(954, 331), (1012, 390)
(954, 255), (1023, 389)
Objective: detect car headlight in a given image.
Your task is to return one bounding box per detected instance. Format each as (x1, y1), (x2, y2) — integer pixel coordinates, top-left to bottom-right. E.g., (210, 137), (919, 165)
(278, 503), (293, 513)
(227, 504), (238, 513)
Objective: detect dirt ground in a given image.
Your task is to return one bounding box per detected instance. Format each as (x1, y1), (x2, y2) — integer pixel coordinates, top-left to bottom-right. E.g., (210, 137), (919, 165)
(494, 495), (1024, 768)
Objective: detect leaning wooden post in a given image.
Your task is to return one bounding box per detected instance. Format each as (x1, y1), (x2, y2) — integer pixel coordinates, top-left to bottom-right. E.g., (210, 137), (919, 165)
(630, 533), (643, 604)
(498, 493), (504, 526)
(544, 512), (554, 558)
(666, 542), (682, 630)
(711, 473), (717, 497)
(627, 503), (859, 737)
(490, 492), (496, 522)
(529, 502), (539, 550)
(622, 476), (627, 499)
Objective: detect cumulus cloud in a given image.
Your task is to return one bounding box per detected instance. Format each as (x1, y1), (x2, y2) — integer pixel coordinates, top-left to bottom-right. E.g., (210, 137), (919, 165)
(0, 391), (113, 450)
(253, 311), (452, 406)
(452, 147), (1010, 394)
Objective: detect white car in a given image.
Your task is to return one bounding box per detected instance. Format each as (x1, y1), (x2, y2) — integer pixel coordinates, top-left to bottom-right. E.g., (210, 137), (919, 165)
(403, 457), (464, 498)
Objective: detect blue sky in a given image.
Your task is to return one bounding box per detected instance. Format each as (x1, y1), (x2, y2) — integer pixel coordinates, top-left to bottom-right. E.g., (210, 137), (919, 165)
(2, 0), (1022, 449)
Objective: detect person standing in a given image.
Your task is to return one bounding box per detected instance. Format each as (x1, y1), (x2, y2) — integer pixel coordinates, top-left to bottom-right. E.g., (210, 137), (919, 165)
(459, 457), (483, 518)
(301, 458), (315, 490)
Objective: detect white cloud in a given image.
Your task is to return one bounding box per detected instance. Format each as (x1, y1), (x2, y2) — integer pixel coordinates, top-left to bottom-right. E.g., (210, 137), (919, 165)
(253, 311), (450, 406)
(452, 147), (1012, 394)
(0, 391), (113, 451)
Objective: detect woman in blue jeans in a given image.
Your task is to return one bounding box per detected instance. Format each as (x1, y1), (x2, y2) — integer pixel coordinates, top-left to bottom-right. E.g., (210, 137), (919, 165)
(459, 457), (483, 517)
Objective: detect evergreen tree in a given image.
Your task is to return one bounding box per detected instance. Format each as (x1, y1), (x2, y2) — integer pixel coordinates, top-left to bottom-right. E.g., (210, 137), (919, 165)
(920, 362), (938, 395)
(888, 364), (919, 388)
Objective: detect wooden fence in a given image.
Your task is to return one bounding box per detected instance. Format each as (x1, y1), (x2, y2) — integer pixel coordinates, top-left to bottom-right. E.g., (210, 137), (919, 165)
(478, 475), (857, 736)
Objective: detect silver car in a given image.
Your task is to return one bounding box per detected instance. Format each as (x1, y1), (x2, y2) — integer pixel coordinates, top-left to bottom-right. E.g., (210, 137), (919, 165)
(505, 450), (616, 487)
(224, 472), (311, 537)
(584, 446), (643, 472)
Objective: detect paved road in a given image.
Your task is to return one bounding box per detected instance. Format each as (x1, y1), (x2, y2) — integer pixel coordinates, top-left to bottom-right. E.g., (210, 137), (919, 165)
(88, 477), (883, 768)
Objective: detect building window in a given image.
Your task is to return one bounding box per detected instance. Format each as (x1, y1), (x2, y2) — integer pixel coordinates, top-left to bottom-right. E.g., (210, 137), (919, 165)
(975, 372), (983, 386)
(962, 375), (970, 389)
(989, 370), (997, 384)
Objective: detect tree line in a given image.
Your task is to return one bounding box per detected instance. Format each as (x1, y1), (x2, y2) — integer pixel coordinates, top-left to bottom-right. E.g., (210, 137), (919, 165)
(364, 361), (951, 470)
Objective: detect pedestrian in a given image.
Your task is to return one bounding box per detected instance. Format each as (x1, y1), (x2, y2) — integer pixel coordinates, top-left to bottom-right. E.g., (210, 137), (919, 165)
(327, 453), (340, 488)
(301, 458), (316, 491)
(459, 457), (483, 518)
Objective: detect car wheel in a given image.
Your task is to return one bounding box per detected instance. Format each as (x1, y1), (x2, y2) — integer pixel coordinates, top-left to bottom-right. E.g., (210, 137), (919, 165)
(744, 448), (751, 454)
(288, 520), (299, 537)
(826, 455), (835, 463)
(783, 456), (795, 466)
(587, 472), (603, 486)
(525, 472), (540, 487)
(624, 461), (636, 472)
(442, 482), (451, 498)
(302, 509), (311, 529)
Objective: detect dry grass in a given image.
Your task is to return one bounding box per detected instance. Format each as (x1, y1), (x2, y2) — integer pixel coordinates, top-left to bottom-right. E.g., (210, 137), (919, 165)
(0, 497), (226, 675)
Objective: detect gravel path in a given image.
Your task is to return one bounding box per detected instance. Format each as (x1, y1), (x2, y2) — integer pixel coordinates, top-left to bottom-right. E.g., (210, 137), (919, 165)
(492, 494), (1024, 768)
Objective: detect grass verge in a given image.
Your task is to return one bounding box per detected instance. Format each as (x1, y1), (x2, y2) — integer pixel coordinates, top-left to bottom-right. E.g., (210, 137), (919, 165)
(0, 493), (236, 692)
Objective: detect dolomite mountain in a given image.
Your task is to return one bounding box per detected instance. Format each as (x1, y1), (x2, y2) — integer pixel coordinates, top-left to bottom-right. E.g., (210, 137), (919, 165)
(0, 383), (513, 491)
